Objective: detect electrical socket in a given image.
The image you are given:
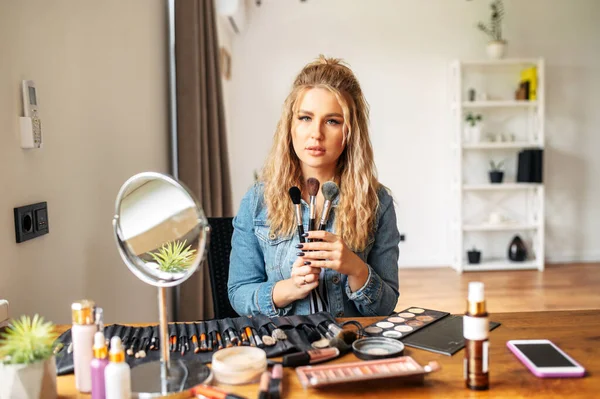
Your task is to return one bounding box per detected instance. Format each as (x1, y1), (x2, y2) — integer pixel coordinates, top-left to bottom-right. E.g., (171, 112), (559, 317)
(14, 202), (49, 243)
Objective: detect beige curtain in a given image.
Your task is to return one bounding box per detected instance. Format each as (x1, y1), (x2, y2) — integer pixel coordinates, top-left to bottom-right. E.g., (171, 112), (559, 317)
(175, 0), (233, 321)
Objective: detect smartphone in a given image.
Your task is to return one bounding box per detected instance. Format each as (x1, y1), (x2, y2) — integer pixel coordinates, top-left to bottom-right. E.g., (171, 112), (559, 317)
(506, 339), (585, 378)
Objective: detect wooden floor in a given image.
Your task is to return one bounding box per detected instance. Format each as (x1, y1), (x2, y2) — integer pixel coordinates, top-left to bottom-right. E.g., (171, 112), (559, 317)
(394, 263), (600, 314)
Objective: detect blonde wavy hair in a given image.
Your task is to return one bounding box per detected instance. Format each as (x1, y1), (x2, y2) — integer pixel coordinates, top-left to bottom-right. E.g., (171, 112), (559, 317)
(261, 55), (380, 251)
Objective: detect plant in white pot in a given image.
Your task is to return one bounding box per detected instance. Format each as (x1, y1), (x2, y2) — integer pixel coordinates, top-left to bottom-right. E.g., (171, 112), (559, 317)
(0, 314), (58, 399)
(464, 112), (483, 143)
(477, 0), (506, 59)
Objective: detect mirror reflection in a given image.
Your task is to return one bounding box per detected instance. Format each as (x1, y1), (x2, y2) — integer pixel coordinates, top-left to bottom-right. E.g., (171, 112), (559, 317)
(114, 173), (209, 287)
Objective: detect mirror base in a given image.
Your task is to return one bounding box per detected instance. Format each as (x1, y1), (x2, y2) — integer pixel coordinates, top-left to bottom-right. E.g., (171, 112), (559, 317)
(130, 359), (211, 397)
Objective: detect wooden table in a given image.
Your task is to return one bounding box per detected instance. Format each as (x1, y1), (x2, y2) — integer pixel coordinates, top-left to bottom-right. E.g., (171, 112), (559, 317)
(57, 310), (599, 398)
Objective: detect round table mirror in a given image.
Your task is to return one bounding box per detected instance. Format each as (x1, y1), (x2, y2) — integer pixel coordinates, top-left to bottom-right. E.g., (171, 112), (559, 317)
(113, 172), (211, 396)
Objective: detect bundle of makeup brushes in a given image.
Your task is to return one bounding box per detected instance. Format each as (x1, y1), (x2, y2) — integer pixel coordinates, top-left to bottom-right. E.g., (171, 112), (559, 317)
(288, 178), (340, 244)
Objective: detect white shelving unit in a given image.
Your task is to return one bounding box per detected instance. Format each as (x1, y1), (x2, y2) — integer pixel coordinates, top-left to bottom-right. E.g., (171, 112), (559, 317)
(450, 58), (545, 273)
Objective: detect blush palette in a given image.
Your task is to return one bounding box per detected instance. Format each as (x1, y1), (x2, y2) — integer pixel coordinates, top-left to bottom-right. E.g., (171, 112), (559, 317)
(295, 356), (441, 388)
(363, 307), (449, 340)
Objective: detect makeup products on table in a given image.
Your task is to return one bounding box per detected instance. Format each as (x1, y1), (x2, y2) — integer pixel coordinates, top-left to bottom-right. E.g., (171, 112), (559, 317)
(295, 356), (441, 389)
(363, 307), (449, 340)
(211, 346), (267, 385)
(464, 282), (490, 391)
(269, 364), (283, 399)
(91, 331), (109, 399)
(104, 336), (131, 398)
(257, 371), (271, 399)
(352, 337), (405, 360)
(281, 347), (340, 367)
(401, 314), (500, 356)
(71, 299), (97, 393)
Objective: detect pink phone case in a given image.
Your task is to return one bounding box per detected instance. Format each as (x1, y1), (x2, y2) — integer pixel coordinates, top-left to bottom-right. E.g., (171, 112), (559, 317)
(506, 341), (585, 378)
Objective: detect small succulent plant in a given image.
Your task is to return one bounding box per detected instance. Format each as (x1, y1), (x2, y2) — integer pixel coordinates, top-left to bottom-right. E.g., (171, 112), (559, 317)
(147, 240), (197, 273)
(0, 314), (58, 365)
(465, 113), (483, 127)
(489, 160), (505, 171)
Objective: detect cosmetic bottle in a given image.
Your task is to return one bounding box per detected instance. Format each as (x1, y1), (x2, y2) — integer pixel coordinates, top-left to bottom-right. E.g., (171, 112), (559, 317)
(464, 281), (489, 390)
(105, 336), (131, 399)
(72, 299), (96, 393)
(91, 331), (109, 399)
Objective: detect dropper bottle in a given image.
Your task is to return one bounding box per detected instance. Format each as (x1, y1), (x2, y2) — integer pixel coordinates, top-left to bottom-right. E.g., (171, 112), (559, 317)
(91, 331), (109, 399)
(104, 336), (131, 398)
(464, 281), (490, 390)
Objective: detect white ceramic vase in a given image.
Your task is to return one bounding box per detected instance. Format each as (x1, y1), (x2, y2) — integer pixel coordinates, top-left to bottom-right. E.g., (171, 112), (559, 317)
(486, 40), (507, 60)
(0, 357), (57, 399)
(465, 124), (482, 143)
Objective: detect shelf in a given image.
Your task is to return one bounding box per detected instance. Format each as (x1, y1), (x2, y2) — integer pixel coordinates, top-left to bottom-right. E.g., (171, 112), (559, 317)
(463, 223), (538, 232)
(455, 59), (541, 67)
(463, 142), (543, 150)
(463, 183), (542, 191)
(461, 101), (537, 108)
(462, 260), (539, 272)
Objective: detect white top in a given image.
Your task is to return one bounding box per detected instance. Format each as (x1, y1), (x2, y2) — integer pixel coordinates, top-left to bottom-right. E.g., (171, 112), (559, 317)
(468, 282), (485, 302)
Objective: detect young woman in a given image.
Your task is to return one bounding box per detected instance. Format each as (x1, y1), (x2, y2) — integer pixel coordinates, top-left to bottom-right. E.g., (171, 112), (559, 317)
(227, 55), (400, 317)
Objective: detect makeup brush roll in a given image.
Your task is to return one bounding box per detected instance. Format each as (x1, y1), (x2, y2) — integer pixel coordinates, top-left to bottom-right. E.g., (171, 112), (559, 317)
(54, 311), (342, 376)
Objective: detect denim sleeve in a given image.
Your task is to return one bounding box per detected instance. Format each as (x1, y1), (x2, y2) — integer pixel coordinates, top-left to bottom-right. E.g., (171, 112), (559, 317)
(227, 186), (288, 317)
(345, 191), (400, 316)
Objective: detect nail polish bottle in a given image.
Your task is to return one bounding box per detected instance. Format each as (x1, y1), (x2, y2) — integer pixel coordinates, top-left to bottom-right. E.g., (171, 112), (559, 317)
(91, 331), (109, 399)
(464, 281), (489, 390)
(71, 300), (96, 393)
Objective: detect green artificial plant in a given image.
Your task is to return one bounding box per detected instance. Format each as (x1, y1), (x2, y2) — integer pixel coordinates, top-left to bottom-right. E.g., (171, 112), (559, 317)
(477, 0), (505, 41)
(0, 314), (58, 365)
(465, 113), (482, 126)
(489, 159), (505, 172)
(147, 240), (197, 273)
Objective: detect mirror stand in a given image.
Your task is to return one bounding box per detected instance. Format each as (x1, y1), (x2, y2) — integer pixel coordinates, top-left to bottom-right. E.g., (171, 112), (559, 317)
(129, 288), (211, 397)
(112, 172), (212, 397)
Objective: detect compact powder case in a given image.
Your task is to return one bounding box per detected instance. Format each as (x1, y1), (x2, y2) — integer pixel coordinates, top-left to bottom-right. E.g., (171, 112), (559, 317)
(352, 337), (405, 360)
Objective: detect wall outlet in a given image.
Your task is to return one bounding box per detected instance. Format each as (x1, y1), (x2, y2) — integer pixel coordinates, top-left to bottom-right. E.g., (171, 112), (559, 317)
(14, 202), (49, 243)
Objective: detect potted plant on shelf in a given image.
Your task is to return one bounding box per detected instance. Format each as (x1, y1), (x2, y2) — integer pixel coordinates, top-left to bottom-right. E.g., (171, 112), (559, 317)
(467, 247), (482, 264)
(465, 112), (483, 142)
(0, 314), (58, 399)
(477, 0), (506, 59)
(489, 159), (505, 183)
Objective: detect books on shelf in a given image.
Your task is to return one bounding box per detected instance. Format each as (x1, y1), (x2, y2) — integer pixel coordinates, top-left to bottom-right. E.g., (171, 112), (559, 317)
(517, 149), (543, 183)
(518, 66), (538, 101)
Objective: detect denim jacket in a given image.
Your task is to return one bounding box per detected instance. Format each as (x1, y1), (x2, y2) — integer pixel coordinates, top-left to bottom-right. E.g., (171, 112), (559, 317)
(227, 182), (400, 318)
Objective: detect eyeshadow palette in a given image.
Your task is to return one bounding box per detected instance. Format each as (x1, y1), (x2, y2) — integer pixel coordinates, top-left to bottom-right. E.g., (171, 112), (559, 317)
(295, 356), (441, 389)
(363, 307), (449, 341)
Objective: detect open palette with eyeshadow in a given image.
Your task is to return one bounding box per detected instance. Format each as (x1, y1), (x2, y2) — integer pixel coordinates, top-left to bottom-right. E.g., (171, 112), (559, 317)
(363, 307), (449, 340)
(296, 356), (441, 389)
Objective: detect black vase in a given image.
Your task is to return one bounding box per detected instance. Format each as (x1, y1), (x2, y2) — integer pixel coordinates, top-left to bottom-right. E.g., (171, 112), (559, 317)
(489, 171), (504, 183)
(508, 235), (528, 262)
(467, 250), (481, 264)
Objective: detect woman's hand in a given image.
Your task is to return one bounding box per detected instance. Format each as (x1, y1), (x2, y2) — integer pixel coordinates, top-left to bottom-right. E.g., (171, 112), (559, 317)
(272, 256), (320, 309)
(299, 231), (369, 292)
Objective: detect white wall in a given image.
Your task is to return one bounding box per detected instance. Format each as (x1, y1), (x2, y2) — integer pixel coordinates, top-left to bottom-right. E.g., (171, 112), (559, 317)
(223, 0), (600, 267)
(0, 0), (169, 324)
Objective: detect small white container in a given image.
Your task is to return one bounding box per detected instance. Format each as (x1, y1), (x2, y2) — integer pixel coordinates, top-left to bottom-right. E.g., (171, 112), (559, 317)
(211, 347), (267, 385)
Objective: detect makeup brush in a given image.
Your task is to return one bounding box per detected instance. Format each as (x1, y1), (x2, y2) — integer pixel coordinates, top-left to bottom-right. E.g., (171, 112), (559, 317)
(306, 178), (320, 238)
(288, 186), (305, 244)
(318, 181), (340, 231)
(267, 322), (287, 341)
(301, 324), (322, 343)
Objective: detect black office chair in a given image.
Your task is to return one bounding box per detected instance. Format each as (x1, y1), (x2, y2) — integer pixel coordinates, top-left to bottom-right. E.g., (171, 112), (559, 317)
(206, 217), (239, 319)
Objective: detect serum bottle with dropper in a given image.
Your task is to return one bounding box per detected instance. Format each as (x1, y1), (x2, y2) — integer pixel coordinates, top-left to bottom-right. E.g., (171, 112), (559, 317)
(91, 331), (109, 399)
(105, 336), (131, 398)
(464, 281), (489, 390)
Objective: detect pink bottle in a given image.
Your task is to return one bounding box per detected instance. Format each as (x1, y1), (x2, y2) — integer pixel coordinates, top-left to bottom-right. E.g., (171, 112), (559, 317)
(91, 331), (109, 399)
